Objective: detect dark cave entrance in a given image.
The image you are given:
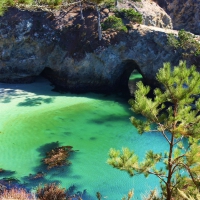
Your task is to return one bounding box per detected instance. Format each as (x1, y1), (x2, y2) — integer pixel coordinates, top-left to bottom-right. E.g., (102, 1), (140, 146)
(40, 67), (55, 80)
(116, 60), (144, 97)
(39, 67), (59, 90)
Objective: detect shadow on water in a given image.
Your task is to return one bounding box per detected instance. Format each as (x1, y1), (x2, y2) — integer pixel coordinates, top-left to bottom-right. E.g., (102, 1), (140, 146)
(0, 170), (20, 186)
(21, 174), (51, 188)
(37, 141), (60, 157)
(0, 77), (58, 104)
(63, 131), (72, 136)
(0, 96), (11, 103)
(0, 170), (16, 178)
(89, 137), (97, 141)
(0, 170), (21, 189)
(0, 88), (28, 103)
(87, 114), (132, 125)
(67, 185), (90, 200)
(17, 97), (54, 107)
(0, 77), (132, 113)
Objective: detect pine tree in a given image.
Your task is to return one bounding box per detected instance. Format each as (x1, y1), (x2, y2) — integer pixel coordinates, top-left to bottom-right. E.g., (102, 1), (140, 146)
(108, 60), (200, 200)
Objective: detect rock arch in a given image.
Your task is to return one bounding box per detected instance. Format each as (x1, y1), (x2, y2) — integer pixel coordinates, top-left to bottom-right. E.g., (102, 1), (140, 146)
(1, 8), (197, 94)
(114, 60), (143, 95)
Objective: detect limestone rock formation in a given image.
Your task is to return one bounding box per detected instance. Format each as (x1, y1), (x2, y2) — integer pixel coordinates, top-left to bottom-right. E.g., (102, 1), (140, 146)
(0, 7), (198, 93)
(154, 0), (200, 35)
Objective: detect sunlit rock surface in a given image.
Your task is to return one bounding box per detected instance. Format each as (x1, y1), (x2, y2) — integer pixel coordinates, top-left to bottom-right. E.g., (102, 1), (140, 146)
(116, 0), (173, 29)
(155, 0), (200, 35)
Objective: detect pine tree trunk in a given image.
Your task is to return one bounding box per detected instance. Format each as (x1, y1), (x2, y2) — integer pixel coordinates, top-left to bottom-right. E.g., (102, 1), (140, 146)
(96, 4), (102, 41)
(166, 134), (174, 200)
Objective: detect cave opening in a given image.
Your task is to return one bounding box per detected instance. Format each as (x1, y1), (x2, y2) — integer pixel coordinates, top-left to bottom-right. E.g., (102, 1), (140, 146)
(40, 67), (55, 80)
(116, 60), (144, 97)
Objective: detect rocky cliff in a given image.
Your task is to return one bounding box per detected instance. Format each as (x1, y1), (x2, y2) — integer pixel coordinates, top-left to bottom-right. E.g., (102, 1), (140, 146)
(154, 0), (200, 35)
(0, 1), (199, 94)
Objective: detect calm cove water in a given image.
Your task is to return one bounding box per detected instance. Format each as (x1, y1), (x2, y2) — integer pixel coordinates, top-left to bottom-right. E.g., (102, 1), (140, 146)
(0, 77), (168, 199)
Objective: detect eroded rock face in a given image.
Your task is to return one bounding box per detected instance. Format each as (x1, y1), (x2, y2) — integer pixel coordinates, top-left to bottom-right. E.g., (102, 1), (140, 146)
(0, 8), (197, 93)
(154, 0), (200, 35)
(0, 9), (59, 83)
(115, 0), (172, 29)
(132, 0), (173, 29)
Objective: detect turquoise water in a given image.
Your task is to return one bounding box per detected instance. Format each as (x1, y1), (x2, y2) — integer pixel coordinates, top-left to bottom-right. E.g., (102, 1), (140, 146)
(129, 72), (143, 80)
(0, 77), (168, 199)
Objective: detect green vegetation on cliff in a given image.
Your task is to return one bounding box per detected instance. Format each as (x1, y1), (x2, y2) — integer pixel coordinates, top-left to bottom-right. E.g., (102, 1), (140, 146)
(0, 0), (66, 15)
(168, 29), (200, 57)
(114, 8), (143, 24)
(101, 15), (128, 32)
(101, 8), (142, 32)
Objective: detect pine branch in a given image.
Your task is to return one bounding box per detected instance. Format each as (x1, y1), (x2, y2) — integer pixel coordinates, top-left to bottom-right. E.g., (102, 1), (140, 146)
(173, 162), (199, 190)
(174, 136), (184, 145)
(158, 124), (171, 144)
(171, 157), (186, 175)
(146, 99), (159, 123)
(172, 153), (186, 166)
(147, 170), (167, 184)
